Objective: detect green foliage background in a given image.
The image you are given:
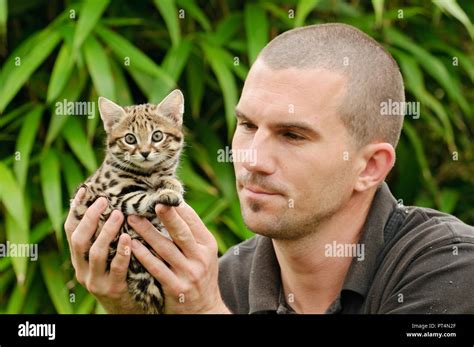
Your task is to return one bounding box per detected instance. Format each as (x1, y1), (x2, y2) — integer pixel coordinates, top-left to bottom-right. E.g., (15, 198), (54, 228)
(0, 0), (472, 313)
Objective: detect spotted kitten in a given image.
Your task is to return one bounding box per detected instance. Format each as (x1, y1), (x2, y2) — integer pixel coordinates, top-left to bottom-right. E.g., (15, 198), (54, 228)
(72, 89), (185, 314)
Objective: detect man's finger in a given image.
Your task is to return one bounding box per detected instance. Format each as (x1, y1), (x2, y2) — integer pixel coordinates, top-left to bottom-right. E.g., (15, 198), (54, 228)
(64, 187), (86, 246)
(109, 233), (132, 285)
(155, 205), (199, 256)
(89, 210), (124, 277)
(128, 215), (188, 268)
(175, 202), (215, 245)
(131, 239), (179, 290)
(71, 197), (108, 268)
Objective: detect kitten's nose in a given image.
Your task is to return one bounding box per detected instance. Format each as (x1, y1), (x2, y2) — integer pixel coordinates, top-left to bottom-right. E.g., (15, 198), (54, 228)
(141, 151), (150, 158)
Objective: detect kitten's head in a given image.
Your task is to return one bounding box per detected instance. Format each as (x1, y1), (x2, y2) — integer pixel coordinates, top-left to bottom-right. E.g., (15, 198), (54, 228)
(98, 89), (184, 172)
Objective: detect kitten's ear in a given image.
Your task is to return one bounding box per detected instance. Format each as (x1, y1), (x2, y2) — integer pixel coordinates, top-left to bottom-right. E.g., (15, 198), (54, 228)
(157, 89), (184, 126)
(98, 97), (127, 132)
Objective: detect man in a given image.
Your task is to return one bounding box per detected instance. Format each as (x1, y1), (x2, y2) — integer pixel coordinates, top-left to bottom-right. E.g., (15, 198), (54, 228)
(64, 23), (474, 314)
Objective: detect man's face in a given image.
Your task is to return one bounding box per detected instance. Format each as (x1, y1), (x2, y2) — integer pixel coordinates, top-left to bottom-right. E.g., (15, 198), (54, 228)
(232, 59), (357, 240)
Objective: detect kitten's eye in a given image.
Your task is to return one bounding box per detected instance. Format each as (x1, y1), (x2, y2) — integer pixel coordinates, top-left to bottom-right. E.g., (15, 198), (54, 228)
(152, 130), (164, 142)
(124, 133), (137, 144)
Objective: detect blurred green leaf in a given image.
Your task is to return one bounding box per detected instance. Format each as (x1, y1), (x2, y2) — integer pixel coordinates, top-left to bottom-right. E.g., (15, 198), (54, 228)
(83, 35), (115, 100)
(153, 0), (180, 46)
(244, 3), (269, 64)
(40, 149), (63, 245)
(202, 43), (238, 138)
(73, 0), (110, 50)
(439, 189), (459, 213)
(0, 162), (28, 232)
(47, 42), (75, 103)
(5, 212), (29, 286)
(14, 105), (43, 188)
(39, 252), (74, 314)
(62, 117), (97, 172)
(433, 0), (474, 39)
(294, 0), (320, 27)
(0, 28), (61, 112)
(176, 0), (211, 31)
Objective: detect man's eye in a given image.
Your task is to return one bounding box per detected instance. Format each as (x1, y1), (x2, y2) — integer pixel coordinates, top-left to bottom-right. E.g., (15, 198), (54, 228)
(239, 122), (256, 130)
(283, 132), (304, 141)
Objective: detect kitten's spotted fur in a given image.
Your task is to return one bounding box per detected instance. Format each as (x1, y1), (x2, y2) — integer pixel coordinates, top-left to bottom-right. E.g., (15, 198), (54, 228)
(72, 89), (185, 314)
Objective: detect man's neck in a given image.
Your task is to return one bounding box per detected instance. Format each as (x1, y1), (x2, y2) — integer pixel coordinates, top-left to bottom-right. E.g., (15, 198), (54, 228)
(272, 189), (376, 313)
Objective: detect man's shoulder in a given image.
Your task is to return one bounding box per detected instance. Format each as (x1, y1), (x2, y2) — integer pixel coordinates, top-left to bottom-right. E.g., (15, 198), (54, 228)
(401, 205), (474, 242)
(372, 206), (474, 313)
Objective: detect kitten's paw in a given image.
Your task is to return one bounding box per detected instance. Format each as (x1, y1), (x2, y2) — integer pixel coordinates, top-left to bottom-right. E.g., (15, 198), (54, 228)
(156, 189), (183, 207)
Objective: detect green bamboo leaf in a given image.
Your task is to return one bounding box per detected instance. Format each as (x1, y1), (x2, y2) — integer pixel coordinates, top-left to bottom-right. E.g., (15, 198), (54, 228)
(39, 252), (74, 314)
(177, 155), (218, 195)
(45, 66), (88, 147)
(62, 117), (97, 172)
(244, 3), (269, 64)
(75, 294), (96, 314)
(14, 105), (43, 188)
(185, 55), (205, 118)
(40, 149), (63, 245)
(161, 39), (192, 80)
(0, 162), (28, 232)
(0, 103), (32, 129)
(294, 0), (320, 27)
(201, 43), (238, 139)
(150, 39), (191, 102)
(95, 25), (175, 89)
(433, 0), (474, 39)
(439, 189), (459, 213)
(73, 0), (110, 50)
(59, 152), (84, 197)
(402, 122), (438, 197)
(0, 0), (7, 39)
(47, 43), (75, 103)
(153, 0), (180, 46)
(211, 13), (242, 46)
(5, 212), (29, 286)
(372, 0), (384, 27)
(109, 57), (133, 105)
(6, 261), (36, 313)
(176, 0), (211, 32)
(0, 28), (61, 113)
(83, 35), (115, 100)
(385, 27), (471, 117)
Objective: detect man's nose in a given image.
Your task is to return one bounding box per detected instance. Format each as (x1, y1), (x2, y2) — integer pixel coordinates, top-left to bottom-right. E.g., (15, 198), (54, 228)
(241, 129), (275, 175)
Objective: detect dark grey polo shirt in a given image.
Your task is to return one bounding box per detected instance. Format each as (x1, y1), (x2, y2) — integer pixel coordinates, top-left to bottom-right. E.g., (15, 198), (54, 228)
(218, 182), (474, 314)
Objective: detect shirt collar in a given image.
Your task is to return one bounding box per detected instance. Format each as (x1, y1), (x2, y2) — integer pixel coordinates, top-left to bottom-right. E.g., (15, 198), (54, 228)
(247, 182), (398, 314)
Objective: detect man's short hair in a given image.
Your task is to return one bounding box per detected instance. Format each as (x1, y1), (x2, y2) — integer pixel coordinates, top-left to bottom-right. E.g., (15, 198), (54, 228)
(259, 23), (405, 148)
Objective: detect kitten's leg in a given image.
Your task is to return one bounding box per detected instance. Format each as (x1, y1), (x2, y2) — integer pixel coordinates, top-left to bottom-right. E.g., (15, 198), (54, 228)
(119, 178), (183, 216)
(153, 177), (184, 207)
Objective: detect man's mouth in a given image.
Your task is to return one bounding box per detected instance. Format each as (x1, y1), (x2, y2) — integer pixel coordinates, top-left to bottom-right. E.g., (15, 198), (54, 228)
(243, 185), (280, 196)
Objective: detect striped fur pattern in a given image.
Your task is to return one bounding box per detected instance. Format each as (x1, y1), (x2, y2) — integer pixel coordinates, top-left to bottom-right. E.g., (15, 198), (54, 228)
(72, 90), (185, 314)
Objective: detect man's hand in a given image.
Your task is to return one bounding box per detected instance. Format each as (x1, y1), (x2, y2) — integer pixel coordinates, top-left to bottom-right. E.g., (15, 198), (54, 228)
(64, 188), (144, 314)
(128, 203), (230, 314)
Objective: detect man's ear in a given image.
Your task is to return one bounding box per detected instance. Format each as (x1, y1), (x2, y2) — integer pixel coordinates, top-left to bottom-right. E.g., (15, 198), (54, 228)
(353, 143), (396, 192)
(157, 89), (184, 126)
(98, 97), (127, 132)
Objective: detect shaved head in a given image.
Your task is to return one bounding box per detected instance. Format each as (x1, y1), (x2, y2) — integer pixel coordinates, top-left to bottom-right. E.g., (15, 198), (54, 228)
(258, 23), (405, 148)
